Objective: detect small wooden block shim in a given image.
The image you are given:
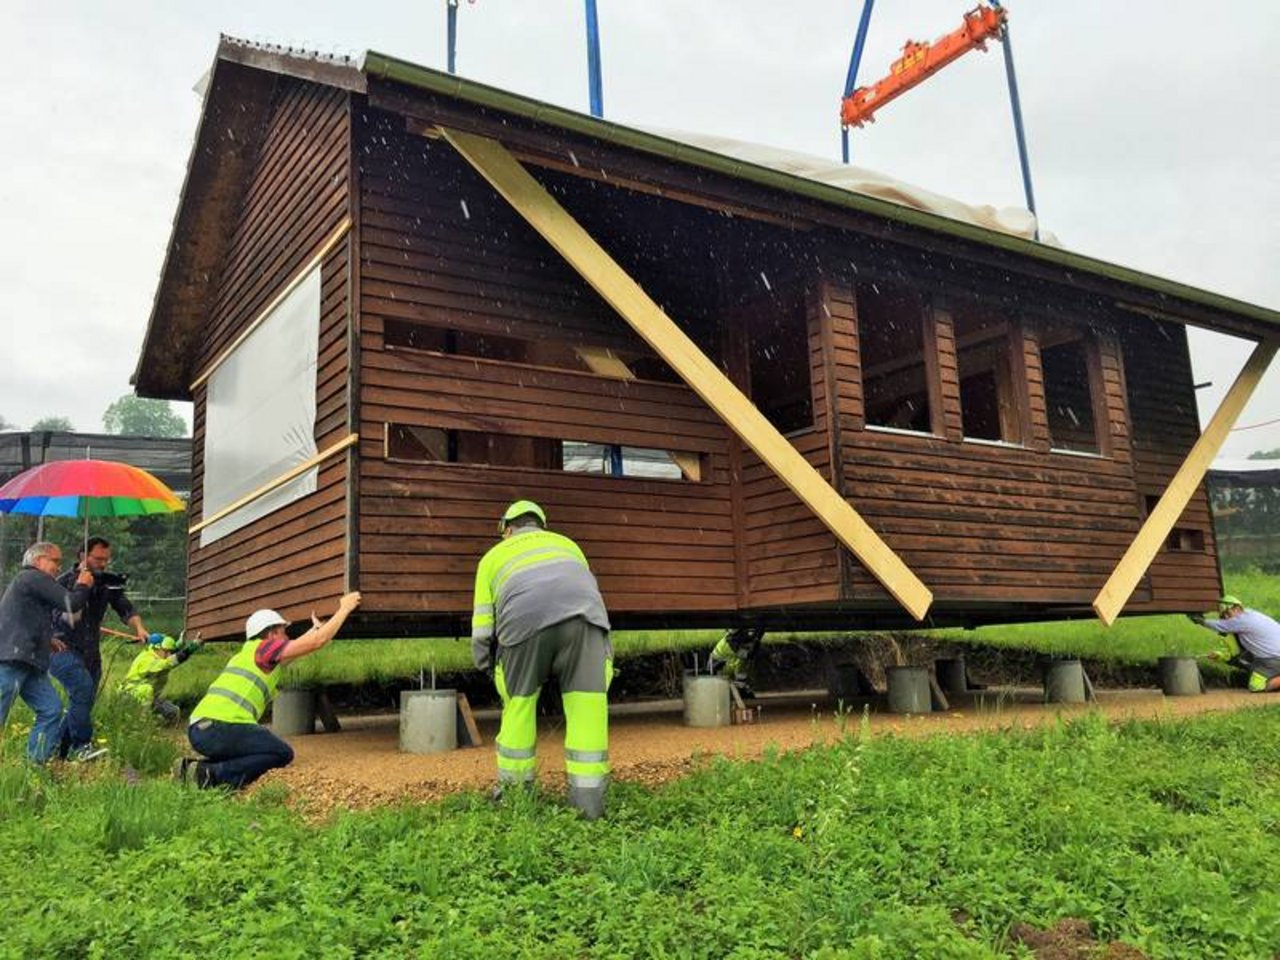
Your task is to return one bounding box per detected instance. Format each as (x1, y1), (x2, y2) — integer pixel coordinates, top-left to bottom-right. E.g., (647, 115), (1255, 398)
(315, 691), (341, 733)
(456, 692), (482, 747)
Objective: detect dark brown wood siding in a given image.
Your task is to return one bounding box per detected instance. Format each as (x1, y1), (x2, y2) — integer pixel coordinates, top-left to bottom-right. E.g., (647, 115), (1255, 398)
(825, 279), (1152, 609)
(1120, 319), (1221, 611)
(355, 113), (738, 622)
(736, 286), (842, 608)
(186, 80), (351, 639)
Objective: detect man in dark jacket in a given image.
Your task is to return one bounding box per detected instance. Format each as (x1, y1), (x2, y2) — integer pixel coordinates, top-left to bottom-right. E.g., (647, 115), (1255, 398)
(50, 536), (149, 758)
(0, 542), (93, 763)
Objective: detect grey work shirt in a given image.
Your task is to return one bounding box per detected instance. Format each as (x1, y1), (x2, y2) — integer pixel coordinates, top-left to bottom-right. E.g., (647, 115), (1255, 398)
(1203, 608), (1280, 660)
(0, 567), (91, 670)
(470, 528), (609, 668)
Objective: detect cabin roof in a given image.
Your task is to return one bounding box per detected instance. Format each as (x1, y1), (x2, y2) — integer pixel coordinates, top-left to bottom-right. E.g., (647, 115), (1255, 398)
(134, 36), (1280, 400)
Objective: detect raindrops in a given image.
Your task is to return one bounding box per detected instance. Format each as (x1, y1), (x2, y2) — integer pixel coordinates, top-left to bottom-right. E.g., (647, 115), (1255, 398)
(460, 199), (471, 220)
(759, 271), (772, 291)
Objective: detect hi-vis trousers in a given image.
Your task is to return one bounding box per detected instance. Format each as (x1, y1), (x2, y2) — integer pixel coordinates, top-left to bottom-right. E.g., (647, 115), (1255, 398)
(493, 617), (612, 817)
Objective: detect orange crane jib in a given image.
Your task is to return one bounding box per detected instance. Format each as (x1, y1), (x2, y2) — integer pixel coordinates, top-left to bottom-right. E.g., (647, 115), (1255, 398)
(840, 4), (1007, 128)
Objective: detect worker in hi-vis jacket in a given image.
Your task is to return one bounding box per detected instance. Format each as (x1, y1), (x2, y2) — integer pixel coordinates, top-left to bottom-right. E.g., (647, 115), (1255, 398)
(471, 500), (612, 820)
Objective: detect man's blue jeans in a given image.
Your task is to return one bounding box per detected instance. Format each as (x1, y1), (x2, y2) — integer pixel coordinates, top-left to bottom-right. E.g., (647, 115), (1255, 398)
(0, 662), (65, 764)
(49, 651), (98, 754)
(188, 718), (294, 789)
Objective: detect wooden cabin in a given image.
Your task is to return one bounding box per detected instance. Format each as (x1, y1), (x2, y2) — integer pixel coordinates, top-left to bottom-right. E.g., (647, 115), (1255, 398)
(134, 39), (1280, 641)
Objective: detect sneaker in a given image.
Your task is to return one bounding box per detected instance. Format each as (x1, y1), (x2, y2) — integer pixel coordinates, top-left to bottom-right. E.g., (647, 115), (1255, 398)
(68, 745), (108, 763)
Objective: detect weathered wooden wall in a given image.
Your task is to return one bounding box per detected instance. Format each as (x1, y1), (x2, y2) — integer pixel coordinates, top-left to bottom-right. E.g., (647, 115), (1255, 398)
(354, 113), (742, 624)
(186, 79), (351, 639)
(823, 278), (1137, 609)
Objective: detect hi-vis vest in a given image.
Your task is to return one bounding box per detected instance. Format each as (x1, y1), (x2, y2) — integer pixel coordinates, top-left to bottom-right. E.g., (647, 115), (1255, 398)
(191, 639), (280, 724)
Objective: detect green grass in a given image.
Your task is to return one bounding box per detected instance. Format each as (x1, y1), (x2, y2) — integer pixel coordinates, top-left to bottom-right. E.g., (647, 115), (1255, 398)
(1, 707), (1278, 958)
(927, 567), (1280, 663)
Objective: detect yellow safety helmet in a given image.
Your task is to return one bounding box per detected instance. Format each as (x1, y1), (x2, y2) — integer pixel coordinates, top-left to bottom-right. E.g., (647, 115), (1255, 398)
(499, 500), (547, 533)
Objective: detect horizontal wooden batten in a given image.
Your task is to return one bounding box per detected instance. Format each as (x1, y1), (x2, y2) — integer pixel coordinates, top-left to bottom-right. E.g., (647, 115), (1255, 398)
(190, 434), (359, 535)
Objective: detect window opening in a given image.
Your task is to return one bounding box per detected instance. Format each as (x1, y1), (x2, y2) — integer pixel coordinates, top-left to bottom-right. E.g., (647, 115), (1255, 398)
(386, 424), (560, 469)
(562, 441), (686, 480)
(1042, 333), (1100, 453)
(857, 283), (932, 432)
(1165, 528), (1206, 552)
(383, 318), (682, 382)
(388, 426), (694, 481)
(748, 309), (813, 435)
(1142, 494), (1205, 552)
(954, 310), (1021, 443)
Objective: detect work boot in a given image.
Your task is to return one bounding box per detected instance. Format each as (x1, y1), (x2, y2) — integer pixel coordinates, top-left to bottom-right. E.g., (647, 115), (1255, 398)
(68, 745), (108, 763)
(171, 756), (195, 784)
(567, 783), (605, 821)
(490, 779), (536, 805)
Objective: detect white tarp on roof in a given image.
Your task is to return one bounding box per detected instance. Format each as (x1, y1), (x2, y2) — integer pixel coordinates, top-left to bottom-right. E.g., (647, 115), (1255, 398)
(643, 127), (1058, 246)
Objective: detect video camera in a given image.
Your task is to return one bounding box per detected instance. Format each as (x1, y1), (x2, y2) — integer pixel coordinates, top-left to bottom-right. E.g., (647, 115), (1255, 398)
(93, 571), (129, 590)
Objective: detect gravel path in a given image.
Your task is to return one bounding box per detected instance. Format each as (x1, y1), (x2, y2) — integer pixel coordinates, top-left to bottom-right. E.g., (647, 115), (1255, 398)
(259, 686), (1277, 817)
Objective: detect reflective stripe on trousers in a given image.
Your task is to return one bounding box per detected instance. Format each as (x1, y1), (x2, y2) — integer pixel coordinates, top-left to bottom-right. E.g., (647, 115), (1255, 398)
(488, 632), (609, 788)
(492, 655), (612, 785)
(494, 663), (538, 782)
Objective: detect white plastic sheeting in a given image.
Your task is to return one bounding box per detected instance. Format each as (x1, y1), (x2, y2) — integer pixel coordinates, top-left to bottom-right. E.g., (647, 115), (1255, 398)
(199, 266), (321, 546)
(641, 127), (1058, 246)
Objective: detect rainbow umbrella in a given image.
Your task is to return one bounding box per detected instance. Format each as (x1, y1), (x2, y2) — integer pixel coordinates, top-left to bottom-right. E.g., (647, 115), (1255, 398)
(0, 459), (185, 519)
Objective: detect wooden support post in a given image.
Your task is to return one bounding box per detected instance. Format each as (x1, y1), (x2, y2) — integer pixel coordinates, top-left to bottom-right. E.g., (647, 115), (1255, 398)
(443, 127), (933, 621)
(1093, 338), (1278, 624)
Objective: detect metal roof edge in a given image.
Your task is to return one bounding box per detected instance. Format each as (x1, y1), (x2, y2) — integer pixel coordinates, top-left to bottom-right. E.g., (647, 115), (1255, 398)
(361, 49), (1280, 331)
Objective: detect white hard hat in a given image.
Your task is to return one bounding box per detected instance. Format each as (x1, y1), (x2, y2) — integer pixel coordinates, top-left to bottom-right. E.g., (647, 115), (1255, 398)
(245, 609), (288, 639)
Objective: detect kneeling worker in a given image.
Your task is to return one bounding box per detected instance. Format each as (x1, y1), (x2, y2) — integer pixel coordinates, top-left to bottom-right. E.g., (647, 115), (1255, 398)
(708, 626), (763, 699)
(179, 592), (361, 788)
(1191, 595), (1280, 693)
(119, 632), (204, 724)
(472, 500), (612, 819)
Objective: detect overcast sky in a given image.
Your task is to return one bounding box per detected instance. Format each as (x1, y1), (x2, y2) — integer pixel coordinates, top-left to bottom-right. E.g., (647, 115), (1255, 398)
(2, 0), (1277, 457)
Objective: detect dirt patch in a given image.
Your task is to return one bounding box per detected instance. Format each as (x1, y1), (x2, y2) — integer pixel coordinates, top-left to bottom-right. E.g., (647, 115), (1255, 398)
(253, 686), (1277, 819)
(1009, 918), (1149, 959)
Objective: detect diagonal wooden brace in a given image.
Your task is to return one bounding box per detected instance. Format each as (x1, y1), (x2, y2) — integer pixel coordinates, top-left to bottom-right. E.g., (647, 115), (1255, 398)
(1093, 338), (1278, 625)
(441, 127), (933, 620)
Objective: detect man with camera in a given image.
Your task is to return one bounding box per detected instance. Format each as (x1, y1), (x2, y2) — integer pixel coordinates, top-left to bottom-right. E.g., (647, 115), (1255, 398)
(50, 536), (150, 760)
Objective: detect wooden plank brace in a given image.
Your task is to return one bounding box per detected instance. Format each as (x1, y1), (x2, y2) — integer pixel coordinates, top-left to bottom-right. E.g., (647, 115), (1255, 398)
(440, 127), (933, 621)
(1093, 338), (1278, 625)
